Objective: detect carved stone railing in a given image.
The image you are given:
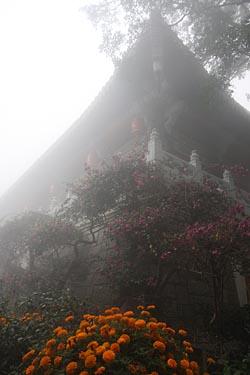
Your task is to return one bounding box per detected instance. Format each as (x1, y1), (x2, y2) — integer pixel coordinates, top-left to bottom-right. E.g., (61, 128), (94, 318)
(147, 128), (250, 212)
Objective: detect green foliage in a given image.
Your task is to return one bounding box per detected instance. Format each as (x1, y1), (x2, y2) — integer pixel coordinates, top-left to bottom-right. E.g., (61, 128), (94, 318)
(0, 289), (85, 375)
(84, 0), (250, 84)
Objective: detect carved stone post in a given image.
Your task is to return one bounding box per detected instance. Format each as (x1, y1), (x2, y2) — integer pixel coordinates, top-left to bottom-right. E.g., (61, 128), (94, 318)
(146, 128), (163, 163)
(223, 169), (235, 197)
(190, 150), (202, 181)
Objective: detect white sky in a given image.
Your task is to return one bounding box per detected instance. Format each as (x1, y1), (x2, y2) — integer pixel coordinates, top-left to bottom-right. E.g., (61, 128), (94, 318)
(0, 0), (249, 198)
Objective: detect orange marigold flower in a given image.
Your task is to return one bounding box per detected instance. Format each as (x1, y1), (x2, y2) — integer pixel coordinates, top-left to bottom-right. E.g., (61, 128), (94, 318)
(114, 313), (122, 320)
(121, 316), (129, 324)
(22, 349), (35, 361)
(80, 320), (89, 330)
(129, 364), (137, 374)
(124, 311), (134, 317)
(57, 343), (65, 351)
(32, 358), (39, 366)
(183, 341), (191, 347)
(96, 345), (106, 356)
(147, 322), (158, 330)
(87, 341), (99, 349)
(203, 373), (210, 375)
(180, 360), (190, 368)
(98, 315), (106, 324)
(79, 372), (89, 375)
(54, 356), (62, 368)
(117, 334), (130, 344)
(85, 354), (97, 368)
(39, 356), (51, 368)
(185, 346), (194, 353)
(111, 343), (120, 353)
(167, 359), (177, 369)
(135, 319), (146, 329)
(207, 357), (216, 365)
(150, 372), (158, 375)
(186, 370), (194, 375)
(137, 305), (144, 310)
(66, 361), (78, 375)
(111, 307), (120, 313)
(65, 315), (74, 322)
(57, 328), (68, 337)
(53, 326), (62, 334)
(95, 366), (106, 375)
(109, 328), (116, 336)
(104, 309), (113, 315)
(141, 310), (150, 317)
(153, 341), (166, 352)
(46, 339), (56, 347)
(178, 329), (188, 336)
(165, 327), (175, 335)
(147, 305), (156, 310)
(77, 332), (88, 340)
(25, 365), (35, 375)
(102, 350), (116, 364)
(190, 361), (199, 370)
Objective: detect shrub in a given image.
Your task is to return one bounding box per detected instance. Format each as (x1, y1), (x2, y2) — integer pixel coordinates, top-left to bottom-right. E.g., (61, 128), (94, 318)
(22, 305), (210, 375)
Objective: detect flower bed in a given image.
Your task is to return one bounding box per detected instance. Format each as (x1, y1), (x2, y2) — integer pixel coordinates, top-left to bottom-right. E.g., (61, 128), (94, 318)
(22, 305), (211, 375)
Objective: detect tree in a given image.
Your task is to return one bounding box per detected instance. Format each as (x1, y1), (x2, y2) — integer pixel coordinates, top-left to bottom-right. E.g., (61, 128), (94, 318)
(68, 156), (250, 331)
(85, 0), (250, 85)
(0, 211), (95, 294)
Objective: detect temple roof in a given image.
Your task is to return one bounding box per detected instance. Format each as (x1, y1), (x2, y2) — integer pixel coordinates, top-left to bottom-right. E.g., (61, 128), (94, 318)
(1, 22), (250, 217)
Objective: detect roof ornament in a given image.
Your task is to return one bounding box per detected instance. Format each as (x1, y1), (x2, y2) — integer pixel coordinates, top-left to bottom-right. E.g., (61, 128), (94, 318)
(150, 2), (164, 90)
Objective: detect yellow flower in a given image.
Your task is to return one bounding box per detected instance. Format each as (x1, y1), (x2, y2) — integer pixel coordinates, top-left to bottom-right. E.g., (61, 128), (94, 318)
(167, 359), (177, 369)
(153, 341), (166, 352)
(135, 319), (146, 329)
(178, 329), (188, 336)
(22, 350), (35, 361)
(39, 356), (51, 368)
(85, 354), (97, 368)
(180, 360), (190, 368)
(65, 315), (74, 322)
(95, 366), (106, 375)
(207, 357), (216, 365)
(54, 356), (62, 368)
(66, 361), (78, 375)
(102, 350), (116, 364)
(46, 339), (56, 347)
(25, 365), (35, 375)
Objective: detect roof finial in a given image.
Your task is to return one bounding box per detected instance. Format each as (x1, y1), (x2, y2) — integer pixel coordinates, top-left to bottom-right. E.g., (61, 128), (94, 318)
(150, 2), (164, 91)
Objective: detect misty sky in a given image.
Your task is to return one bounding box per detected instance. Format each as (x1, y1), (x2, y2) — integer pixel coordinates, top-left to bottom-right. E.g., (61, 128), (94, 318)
(0, 0), (249, 198)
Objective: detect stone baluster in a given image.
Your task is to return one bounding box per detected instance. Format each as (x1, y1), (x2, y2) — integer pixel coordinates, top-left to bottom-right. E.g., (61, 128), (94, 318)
(190, 150), (202, 181)
(223, 169), (235, 195)
(49, 196), (58, 215)
(146, 128), (163, 163)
